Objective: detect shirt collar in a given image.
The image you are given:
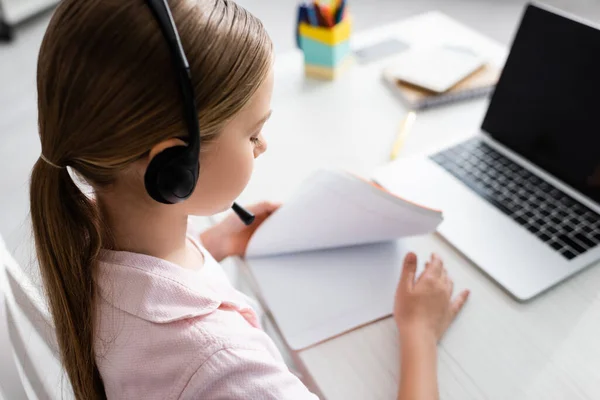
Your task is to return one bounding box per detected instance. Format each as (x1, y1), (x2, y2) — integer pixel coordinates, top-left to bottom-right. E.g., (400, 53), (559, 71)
(94, 248), (225, 324)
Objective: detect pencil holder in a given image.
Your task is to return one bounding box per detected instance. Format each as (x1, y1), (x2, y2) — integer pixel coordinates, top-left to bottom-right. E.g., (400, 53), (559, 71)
(299, 16), (353, 80)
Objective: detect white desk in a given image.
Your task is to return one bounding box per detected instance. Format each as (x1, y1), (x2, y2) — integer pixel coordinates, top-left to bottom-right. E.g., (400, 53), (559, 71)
(1, 0), (58, 24)
(234, 12), (600, 400)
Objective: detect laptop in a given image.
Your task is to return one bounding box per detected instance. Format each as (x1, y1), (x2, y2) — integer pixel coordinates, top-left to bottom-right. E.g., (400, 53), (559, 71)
(374, 3), (600, 301)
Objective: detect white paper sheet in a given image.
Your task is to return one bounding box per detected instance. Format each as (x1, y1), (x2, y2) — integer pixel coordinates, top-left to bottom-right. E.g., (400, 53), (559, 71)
(246, 169), (442, 258)
(247, 241), (420, 350)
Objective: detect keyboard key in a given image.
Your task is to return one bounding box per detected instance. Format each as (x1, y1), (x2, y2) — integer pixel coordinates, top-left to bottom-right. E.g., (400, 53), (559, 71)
(564, 201), (578, 211)
(487, 197), (513, 216)
(516, 166), (527, 175)
(523, 210), (536, 219)
(556, 209), (569, 218)
(539, 208), (552, 217)
(572, 204), (587, 215)
(561, 224), (576, 235)
(489, 185), (502, 195)
(518, 173), (531, 182)
(573, 232), (597, 249)
(581, 225), (596, 235)
(568, 216), (582, 227)
(538, 232), (552, 242)
(514, 215), (528, 226)
(533, 217), (546, 227)
(498, 188), (512, 197)
(529, 175), (543, 186)
(562, 249), (577, 260)
(584, 213), (600, 225)
(556, 234), (587, 253)
(505, 200), (522, 213)
(550, 190), (562, 200)
(578, 204), (597, 215)
(507, 180), (520, 189)
(527, 224), (539, 234)
(535, 195), (549, 205)
(516, 194), (528, 203)
(549, 240), (564, 252)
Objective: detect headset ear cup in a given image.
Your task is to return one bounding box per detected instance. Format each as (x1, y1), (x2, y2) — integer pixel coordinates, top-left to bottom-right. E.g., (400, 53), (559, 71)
(144, 146), (198, 204)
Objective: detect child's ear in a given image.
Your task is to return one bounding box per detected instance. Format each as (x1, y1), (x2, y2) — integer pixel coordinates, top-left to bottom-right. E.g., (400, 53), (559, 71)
(147, 138), (188, 163)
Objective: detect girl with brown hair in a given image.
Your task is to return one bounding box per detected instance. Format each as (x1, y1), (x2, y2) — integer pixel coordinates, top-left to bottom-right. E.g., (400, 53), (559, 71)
(30, 0), (468, 398)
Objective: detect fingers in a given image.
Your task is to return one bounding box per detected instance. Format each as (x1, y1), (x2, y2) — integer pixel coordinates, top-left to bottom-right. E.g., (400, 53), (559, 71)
(450, 290), (470, 318)
(245, 201), (281, 216)
(400, 252), (418, 290)
(416, 253), (443, 286)
(440, 266), (452, 294)
(427, 253), (444, 277)
(440, 266), (448, 282)
(447, 278), (454, 299)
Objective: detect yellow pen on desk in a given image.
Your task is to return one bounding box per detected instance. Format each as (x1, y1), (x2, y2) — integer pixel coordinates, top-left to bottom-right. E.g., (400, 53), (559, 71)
(390, 111), (417, 161)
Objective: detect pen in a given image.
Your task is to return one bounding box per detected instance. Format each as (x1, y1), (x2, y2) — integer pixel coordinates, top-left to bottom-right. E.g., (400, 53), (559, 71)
(320, 4), (334, 27)
(232, 202), (255, 225)
(390, 111), (417, 161)
(331, 0), (342, 13)
(334, 0), (346, 24)
(296, 5), (304, 48)
(306, 3), (318, 26)
(297, 4), (311, 45)
(314, 3), (327, 27)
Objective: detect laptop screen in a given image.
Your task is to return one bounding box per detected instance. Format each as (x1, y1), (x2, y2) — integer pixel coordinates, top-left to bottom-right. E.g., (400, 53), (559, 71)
(482, 4), (600, 204)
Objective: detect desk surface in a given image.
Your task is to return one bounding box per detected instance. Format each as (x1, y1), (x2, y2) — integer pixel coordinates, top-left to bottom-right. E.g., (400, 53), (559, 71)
(236, 12), (600, 400)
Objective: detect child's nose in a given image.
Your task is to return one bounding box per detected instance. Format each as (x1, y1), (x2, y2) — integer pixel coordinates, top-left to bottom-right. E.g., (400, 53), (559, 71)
(254, 136), (268, 158)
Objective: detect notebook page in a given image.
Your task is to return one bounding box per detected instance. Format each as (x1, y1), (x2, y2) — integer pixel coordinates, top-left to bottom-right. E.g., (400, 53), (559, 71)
(246, 240), (425, 350)
(246, 169), (442, 258)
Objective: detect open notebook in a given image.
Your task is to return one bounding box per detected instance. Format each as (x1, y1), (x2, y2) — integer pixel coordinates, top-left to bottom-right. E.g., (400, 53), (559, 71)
(246, 169), (442, 257)
(245, 169), (443, 350)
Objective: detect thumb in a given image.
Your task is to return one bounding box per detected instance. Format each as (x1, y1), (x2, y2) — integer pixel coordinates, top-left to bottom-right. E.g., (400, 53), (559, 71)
(400, 252), (418, 291)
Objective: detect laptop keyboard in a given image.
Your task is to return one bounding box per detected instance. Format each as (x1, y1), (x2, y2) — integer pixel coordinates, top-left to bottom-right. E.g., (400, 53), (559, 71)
(430, 138), (600, 260)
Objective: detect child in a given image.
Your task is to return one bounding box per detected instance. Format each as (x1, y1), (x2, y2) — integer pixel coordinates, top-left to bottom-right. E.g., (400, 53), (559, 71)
(29, 0), (469, 399)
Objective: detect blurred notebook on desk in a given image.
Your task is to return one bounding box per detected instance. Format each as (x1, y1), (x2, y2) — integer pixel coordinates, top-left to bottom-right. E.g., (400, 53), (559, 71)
(244, 169), (443, 350)
(382, 58), (501, 110)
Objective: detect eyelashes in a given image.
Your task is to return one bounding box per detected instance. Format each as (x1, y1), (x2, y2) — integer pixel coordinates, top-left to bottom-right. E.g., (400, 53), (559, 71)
(250, 137), (263, 147)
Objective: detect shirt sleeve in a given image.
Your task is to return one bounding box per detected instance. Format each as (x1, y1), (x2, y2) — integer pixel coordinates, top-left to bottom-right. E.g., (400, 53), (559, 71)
(180, 347), (320, 399)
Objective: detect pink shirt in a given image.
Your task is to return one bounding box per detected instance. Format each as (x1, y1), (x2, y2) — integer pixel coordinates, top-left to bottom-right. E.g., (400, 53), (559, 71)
(94, 235), (318, 399)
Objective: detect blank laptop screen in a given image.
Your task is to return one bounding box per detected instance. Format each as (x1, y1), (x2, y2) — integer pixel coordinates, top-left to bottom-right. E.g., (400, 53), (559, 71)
(482, 4), (600, 204)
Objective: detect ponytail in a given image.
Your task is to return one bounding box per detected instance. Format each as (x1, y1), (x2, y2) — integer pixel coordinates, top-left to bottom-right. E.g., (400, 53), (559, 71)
(32, 0), (273, 396)
(30, 159), (105, 399)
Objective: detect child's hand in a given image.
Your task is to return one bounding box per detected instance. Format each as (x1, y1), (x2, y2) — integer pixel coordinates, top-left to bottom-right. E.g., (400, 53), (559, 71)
(200, 201), (280, 262)
(393, 252), (470, 343)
